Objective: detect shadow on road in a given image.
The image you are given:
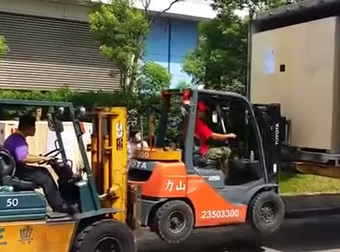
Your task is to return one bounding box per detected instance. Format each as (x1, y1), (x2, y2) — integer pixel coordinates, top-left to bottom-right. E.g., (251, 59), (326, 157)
(264, 215), (340, 252)
(137, 215), (340, 252)
(137, 225), (263, 252)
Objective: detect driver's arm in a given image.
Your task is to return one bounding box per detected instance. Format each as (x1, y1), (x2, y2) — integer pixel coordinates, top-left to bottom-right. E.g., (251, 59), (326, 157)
(23, 154), (49, 164)
(15, 145), (49, 164)
(197, 119), (237, 142)
(211, 133), (236, 141)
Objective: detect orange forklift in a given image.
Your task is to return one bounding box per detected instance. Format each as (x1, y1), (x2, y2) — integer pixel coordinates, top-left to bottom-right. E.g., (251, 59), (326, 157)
(126, 88), (286, 243)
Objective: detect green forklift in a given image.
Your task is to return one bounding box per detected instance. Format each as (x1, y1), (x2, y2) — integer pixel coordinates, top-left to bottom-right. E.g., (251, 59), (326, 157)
(0, 99), (135, 252)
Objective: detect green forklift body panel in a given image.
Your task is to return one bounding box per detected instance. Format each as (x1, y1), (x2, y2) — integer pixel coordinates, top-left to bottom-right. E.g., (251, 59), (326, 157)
(0, 191), (46, 222)
(76, 180), (100, 213)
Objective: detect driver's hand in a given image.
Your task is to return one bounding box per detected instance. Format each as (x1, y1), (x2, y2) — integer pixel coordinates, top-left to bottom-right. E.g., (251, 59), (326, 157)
(40, 156), (53, 163)
(43, 156), (52, 161)
(226, 133), (237, 139)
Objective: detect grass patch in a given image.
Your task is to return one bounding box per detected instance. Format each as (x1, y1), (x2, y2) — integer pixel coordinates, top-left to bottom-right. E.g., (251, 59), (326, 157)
(279, 170), (340, 195)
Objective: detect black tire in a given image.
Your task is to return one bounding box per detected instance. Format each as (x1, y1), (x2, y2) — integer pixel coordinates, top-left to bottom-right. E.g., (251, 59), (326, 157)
(73, 219), (136, 252)
(154, 200), (194, 244)
(248, 191), (285, 235)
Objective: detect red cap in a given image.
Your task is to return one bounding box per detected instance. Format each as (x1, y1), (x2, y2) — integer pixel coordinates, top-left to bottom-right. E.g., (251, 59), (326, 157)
(197, 101), (209, 112)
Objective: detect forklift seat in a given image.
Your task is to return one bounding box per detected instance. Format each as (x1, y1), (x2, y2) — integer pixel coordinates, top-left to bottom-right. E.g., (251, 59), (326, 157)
(0, 148), (38, 191)
(193, 153), (218, 168)
(193, 136), (218, 168)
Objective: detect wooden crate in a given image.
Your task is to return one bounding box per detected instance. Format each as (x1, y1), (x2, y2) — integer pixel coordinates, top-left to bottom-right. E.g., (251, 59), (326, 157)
(251, 16), (340, 153)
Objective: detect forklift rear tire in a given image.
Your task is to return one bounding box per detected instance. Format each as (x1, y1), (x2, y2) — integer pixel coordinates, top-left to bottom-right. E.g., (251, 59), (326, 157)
(73, 219), (136, 252)
(154, 200), (194, 244)
(248, 191), (285, 235)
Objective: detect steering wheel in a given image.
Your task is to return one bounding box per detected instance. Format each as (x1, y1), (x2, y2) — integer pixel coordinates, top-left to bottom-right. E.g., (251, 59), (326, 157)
(216, 106), (240, 149)
(38, 148), (61, 165)
(38, 148), (74, 170)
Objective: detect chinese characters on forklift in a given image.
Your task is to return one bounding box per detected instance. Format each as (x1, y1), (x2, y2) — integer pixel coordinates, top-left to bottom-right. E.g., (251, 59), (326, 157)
(116, 121), (124, 150)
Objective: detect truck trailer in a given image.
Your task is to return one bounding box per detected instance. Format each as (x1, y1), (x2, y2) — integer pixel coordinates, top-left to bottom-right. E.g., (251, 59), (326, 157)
(250, 0), (340, 214)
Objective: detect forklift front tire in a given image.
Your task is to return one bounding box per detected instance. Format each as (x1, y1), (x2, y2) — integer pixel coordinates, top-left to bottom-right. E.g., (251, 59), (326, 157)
(73, 219), (136, 252)
(154, 200), (194, 244)
(248, 191), (285, 235)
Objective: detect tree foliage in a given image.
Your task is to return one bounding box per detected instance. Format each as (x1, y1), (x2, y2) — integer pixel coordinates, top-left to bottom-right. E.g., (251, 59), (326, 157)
(176, 80), (192, 89)
(0, 87), (147, 121)
(89, 0), (150, 93)
(183, 0), (298, 94)
(137, 61), (171, 96)
(0, 35), (7, 58)
(183, 12), (247, 93)
(211, 0), (294, 13)
(89, 0), (181, 94)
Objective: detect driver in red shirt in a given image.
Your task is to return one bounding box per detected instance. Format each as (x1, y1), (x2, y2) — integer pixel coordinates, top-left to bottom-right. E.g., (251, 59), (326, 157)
(194, 101), (236, 175)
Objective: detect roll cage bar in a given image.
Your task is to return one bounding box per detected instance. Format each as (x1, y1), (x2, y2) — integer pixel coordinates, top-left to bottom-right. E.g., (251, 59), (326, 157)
(155, 89), (269, 181)
(0, 99), (98, 207)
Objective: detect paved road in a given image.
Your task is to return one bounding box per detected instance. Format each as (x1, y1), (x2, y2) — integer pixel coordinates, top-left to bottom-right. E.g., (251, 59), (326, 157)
(137, 215), (340, 252)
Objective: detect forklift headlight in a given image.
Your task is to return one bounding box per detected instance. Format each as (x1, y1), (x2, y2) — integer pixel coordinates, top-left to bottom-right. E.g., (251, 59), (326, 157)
(57, 107), (64, 115)
(76, 106), (86, 117)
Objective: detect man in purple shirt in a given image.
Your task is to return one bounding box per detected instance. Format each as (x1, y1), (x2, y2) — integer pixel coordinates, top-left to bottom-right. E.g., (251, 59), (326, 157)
(4, 115), (70, 213)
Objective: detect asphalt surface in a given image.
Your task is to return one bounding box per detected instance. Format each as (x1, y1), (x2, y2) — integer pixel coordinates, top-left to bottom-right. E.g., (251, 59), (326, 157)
(137, 215), (340, 252)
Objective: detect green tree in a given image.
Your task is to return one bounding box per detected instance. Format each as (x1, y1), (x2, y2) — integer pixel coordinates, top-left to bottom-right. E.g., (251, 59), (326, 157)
(137, 61), (171, 96)
(176, 80), (192, 89)
(183, 0), (296, 94)
(183, 12), (247, 93)
(0, 35), (7, 58)
(211, 0), (293, 13)
(89, 0), (149, 93)
(89, 0), (181, 94)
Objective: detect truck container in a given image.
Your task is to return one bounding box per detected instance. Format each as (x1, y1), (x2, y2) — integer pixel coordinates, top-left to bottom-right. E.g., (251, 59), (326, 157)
(250, 0), (340, 214)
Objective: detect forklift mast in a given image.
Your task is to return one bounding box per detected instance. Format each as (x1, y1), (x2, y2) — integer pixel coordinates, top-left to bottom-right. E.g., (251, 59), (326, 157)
(253, 103), (286, 183)
(90, 107), (128, 223)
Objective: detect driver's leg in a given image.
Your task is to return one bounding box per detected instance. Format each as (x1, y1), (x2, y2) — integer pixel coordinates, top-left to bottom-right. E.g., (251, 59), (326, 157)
(16, 166), (67, 212)
(220, 147), (232, 176)
(204, 147), (232, 176)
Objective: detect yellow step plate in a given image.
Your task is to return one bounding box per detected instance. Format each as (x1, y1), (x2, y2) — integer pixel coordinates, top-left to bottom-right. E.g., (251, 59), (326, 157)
(133, 148), (182, 161)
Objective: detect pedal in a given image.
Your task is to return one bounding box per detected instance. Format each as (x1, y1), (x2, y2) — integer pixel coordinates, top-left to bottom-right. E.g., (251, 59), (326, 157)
(47, 212), (69, 219)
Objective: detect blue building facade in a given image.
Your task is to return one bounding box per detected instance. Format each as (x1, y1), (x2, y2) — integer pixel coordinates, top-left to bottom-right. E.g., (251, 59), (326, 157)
(145, 18), (198, 87)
